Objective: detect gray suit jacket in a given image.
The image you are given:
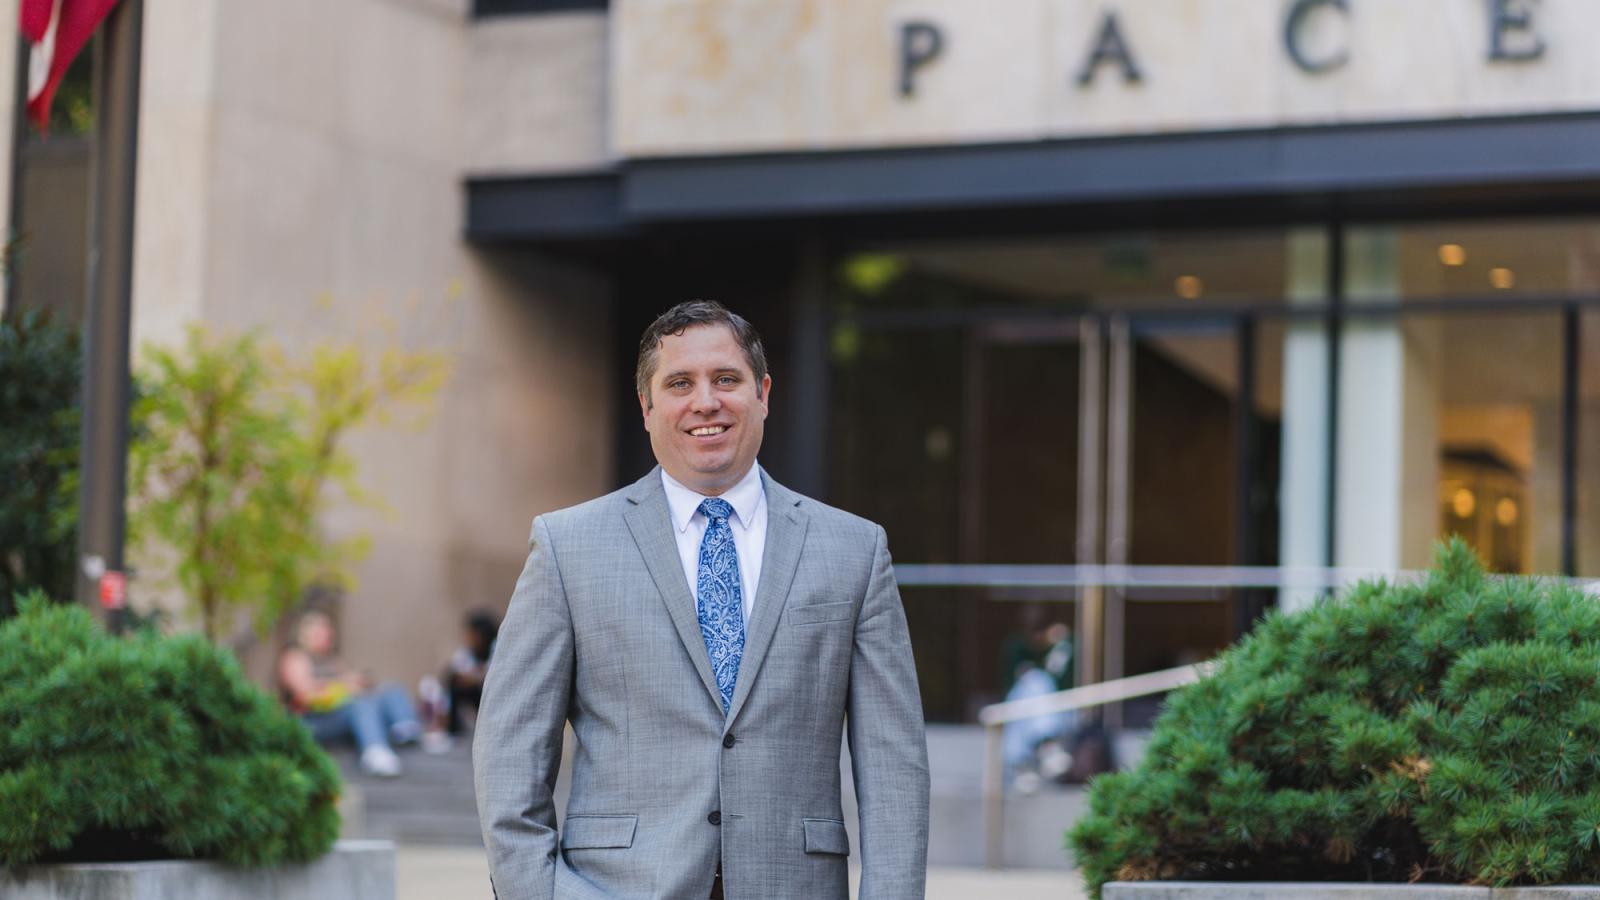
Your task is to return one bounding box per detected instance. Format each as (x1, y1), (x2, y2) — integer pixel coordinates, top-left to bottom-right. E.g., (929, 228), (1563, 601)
(474, 467), (930, 900)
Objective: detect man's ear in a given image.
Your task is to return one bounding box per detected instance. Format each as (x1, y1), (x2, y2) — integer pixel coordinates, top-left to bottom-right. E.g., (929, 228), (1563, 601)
(758, 374), (772, 416)
(638, 391), (652, 428)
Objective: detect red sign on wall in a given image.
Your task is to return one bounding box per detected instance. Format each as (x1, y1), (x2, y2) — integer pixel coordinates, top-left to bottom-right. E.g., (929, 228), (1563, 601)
(99, 571), (126, 610)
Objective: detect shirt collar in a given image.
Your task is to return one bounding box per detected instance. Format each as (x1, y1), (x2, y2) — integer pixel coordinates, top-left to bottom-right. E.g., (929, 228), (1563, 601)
(661, 462), (765, 534)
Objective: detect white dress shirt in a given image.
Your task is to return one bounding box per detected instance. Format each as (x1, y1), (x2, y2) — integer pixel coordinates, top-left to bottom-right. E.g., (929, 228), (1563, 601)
(661, 463), (767, 621)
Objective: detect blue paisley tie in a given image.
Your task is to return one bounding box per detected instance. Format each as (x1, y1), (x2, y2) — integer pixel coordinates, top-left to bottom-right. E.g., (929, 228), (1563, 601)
(696, 498), (745, 713)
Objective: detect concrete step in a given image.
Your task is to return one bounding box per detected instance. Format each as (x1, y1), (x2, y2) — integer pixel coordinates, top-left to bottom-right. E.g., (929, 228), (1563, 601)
(331, 724), (1107, 867)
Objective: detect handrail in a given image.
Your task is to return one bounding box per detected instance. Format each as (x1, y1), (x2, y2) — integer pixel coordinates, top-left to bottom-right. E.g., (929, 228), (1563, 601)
(978, 663), (1214, 869)
(895, 563), (1600, 593)
(896, 563), (1430, 590)
(979, 662), (1214, 727)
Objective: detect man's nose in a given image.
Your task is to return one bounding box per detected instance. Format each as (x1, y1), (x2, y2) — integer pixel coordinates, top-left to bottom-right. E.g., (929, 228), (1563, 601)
(689, 382), (721, 413)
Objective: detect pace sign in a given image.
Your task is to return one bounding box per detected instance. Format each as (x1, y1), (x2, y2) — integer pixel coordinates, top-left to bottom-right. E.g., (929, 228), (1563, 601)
(613, 0), (1587, 158)
(899, 0), (1545, 97)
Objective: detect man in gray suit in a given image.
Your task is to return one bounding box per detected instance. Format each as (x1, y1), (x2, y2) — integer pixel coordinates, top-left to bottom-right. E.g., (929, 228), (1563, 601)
(474, 300), (930, 899)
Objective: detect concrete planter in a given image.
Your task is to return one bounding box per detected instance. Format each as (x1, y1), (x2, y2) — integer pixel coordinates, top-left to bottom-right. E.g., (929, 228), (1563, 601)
(0, 839), (395, 900)
(1106, 883), (1600, 899)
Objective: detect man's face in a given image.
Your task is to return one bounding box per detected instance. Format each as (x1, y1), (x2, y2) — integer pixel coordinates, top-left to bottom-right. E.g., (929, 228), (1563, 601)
(639, 323), (771, 496)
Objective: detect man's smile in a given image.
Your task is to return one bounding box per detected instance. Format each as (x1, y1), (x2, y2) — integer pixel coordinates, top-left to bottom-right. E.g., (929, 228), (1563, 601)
(688, 424), (731, 438)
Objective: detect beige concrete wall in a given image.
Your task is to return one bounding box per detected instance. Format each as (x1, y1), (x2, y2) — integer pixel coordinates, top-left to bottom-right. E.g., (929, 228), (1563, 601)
(613, 0), (1600, 157)
(129, 0), (616, 690)
(130, 0), (220, 353)
(465, 11), (610, 175)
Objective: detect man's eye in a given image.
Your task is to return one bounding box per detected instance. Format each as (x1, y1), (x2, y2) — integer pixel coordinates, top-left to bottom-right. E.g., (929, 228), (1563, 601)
(717, 375), (737, 385)
(668, 380), (689, 390)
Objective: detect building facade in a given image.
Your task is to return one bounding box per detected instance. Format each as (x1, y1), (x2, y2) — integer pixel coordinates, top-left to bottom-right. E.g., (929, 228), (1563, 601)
(8, 0), (1600, 721)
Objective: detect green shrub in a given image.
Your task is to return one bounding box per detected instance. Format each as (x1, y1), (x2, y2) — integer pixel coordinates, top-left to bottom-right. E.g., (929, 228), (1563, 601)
(1070, 539), (1600, 895)
(0, 311), (81, 615)
(0, 593), (341, 867)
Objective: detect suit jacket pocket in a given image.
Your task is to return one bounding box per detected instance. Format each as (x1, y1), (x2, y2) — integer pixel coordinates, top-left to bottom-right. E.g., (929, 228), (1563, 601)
(802, 818), (851, 856)
(560, 814), (638, 850)
(787, 601), (854, 626)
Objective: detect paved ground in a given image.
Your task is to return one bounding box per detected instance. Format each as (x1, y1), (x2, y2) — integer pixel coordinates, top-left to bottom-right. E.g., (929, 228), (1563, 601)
(394, 844), (1088, 899)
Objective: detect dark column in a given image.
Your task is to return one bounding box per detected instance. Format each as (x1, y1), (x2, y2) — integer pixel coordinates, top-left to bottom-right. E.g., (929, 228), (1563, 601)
(1232, 315), (1259, 638)
(1323, 220), (1344, 571)
(1562, 305), (1579, 576)
(786, 233), (829, 499)
(6, 35), (27, 305)
(74, 0), (142, 628)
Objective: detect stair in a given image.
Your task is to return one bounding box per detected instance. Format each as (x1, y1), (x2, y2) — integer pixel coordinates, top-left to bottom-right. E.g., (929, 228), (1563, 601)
(333, 725), (1105, 868)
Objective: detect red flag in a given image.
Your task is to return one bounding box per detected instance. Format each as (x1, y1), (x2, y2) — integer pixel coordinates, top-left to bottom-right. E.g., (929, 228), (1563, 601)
(20, 0), (122, 131)
(19, 0), (53, 42)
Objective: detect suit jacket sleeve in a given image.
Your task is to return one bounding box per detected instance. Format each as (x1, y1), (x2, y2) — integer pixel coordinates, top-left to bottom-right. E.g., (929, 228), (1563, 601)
(848, 525), (931, 899)
(473, 515), (573, 900)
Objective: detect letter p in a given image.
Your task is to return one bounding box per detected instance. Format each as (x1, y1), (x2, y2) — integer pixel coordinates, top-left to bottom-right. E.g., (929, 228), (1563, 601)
(899, 21), (944, 98)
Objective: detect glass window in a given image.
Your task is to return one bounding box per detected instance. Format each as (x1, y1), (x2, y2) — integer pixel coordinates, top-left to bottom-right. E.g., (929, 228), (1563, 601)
(828, 325), (965, 563)
(1343, 219), (1597, 573)
(836, 229), (1298, 314)
(26, 45), (95, 140)
(1334, 303), (1564, 574)
(1126, 322), (1238, 567)
(1363, 219), (1600, 302)
(12, 50), (96, 325)
(1433, 313), (1565, 574)
(829, 227), (1298, 718)
(828, 307), (1082, 721)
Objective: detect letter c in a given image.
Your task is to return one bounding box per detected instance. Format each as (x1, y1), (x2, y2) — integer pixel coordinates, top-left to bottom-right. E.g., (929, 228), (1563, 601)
(1285, 0), (1350, 75)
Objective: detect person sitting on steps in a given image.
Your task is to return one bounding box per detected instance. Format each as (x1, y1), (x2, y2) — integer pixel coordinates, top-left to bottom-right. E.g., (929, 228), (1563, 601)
(277, 609), (423, 777)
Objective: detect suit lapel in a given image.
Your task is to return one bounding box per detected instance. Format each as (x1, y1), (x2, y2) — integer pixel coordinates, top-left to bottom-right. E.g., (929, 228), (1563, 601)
(622, 468), (725, 713)
(725, 471), (808, 726)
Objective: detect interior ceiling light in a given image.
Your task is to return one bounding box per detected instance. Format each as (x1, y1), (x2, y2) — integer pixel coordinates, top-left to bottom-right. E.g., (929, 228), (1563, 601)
(1438, 244), (1467, 266)
(1452, 487), (1476, 519)
(1489, 267), (1515, 290)
(1495, 497), (1519, 527)
(1174, 275), (1204, 300)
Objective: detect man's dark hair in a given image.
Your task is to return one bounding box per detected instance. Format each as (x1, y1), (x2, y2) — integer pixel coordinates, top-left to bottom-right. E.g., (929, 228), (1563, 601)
(635, 300), (768, 407)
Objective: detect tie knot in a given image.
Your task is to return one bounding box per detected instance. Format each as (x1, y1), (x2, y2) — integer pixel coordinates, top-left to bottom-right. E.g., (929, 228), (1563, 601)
(698, 498), (734, 523)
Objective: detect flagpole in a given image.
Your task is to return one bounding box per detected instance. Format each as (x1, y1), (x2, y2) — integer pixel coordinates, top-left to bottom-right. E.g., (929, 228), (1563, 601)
(73, 0), (140, 630)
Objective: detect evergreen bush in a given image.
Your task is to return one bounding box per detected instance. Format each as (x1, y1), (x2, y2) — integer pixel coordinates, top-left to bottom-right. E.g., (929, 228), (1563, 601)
(0, 594), (341, 867)
(1071, 540), (1600, 896)
(0, 311), (81, 616)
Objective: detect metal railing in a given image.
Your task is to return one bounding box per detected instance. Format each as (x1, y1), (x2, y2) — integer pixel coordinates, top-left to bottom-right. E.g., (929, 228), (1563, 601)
(894, 562), (1432, 591)
(976, 662), (1213, 868)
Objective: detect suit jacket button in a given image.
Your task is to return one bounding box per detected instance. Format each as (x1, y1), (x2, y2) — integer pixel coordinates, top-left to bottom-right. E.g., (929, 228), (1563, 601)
(708, 810), (721, 826)
(722, 733), (737, 749)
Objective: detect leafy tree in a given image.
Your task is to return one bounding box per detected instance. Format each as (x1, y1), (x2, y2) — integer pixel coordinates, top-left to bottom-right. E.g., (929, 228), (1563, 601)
(0, 592), (340, 865)
(1070, 539), (1600, 895)
(0, 311), (81, 615)
(128, 327), (300, 641)
(128, 324), (447, 641)
(266, 339), (449, 620)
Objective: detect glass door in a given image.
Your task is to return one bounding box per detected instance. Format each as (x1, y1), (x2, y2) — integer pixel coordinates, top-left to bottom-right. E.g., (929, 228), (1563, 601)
(1098, 315), (1277, 723)
(963, 320), (1088, 711)
(828, 227), (1295, 721)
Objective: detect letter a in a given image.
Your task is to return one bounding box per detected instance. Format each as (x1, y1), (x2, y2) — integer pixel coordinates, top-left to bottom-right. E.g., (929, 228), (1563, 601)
(1076, 11), (1143, 87)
